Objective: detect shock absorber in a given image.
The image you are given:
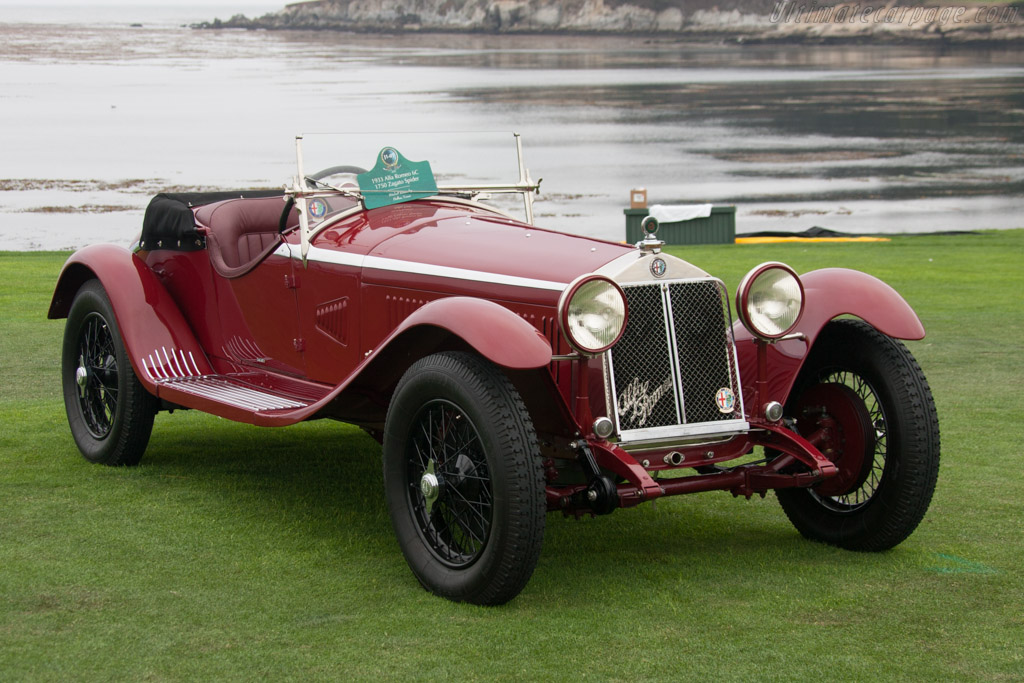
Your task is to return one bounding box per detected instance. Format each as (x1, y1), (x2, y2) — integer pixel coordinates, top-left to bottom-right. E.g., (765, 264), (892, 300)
(572, 440), (619, 515)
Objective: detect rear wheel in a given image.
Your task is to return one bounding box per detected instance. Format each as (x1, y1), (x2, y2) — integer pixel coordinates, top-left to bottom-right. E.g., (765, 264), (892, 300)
(382, 352), (545, 605)
(776, 319), (940, 551)
(61, 280), (158, 466)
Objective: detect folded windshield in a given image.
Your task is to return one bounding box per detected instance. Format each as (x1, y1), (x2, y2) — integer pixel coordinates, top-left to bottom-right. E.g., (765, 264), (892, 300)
(293, 131), (539, 221)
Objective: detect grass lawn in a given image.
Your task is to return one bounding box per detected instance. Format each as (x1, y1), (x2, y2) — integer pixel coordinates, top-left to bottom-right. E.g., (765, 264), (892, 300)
(1, 230), (1022, 680)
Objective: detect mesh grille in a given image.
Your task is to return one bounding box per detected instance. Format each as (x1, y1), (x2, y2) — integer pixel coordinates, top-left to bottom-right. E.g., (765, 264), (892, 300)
(612, 285), (678, 431)
(609, 279), (742, 438)
(668, 281), (737, 424)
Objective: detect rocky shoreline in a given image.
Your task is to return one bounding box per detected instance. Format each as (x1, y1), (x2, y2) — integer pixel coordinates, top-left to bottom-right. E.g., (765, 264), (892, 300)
(196, 0), (1024, 44)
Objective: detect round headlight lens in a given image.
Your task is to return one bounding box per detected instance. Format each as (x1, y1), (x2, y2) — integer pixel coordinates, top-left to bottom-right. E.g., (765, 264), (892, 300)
(559, 276), (628, 354)
(737, 262), (804, 340)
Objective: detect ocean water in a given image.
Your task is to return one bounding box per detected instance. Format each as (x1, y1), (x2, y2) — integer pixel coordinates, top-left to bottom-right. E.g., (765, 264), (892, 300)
(1, 4), (1022, 249)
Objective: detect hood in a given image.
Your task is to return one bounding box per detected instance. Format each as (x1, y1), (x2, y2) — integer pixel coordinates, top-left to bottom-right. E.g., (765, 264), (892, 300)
(362, 200), (632, 289)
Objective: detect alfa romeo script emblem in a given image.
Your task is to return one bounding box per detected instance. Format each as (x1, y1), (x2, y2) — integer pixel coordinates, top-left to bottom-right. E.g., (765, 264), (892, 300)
(715, 387), (736, 413)
(650, 257), (667, 278)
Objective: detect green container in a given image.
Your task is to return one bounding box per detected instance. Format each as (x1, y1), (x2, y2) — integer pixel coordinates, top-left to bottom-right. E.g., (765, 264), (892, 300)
(624, 206), (736, 245)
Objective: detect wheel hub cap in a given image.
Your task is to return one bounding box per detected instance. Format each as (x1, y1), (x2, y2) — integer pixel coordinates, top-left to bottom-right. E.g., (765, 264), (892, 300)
(420, 471), (440, 500)
(75, 364), (88, 396)
(420, 460), (441, 516)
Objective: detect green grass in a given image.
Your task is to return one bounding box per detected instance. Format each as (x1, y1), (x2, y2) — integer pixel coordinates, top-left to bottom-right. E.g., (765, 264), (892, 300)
(2, 231), (1023, 680)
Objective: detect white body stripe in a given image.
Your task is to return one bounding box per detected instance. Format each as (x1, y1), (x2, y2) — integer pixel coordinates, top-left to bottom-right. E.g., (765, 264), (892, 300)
(276, 243), (567, 292)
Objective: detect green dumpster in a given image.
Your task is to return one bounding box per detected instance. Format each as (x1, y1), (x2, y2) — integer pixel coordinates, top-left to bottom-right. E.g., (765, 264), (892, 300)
(624, 206), (736, 245)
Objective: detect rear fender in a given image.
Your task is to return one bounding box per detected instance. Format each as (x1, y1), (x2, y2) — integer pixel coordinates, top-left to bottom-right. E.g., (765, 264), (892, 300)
(48, 244), (213, 393)
(734, 267), (925, 411)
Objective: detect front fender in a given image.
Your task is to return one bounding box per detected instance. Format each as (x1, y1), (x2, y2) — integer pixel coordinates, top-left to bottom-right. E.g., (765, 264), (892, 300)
(243, 297), (554, 427)
(389, 296), (552, 370)
(734, 267), (925, 411)
(793, 268), (924, 341)
(48, 244), (212, 393)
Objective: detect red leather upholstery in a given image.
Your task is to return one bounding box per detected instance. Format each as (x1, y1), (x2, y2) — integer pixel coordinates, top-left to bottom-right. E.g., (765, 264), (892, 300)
(196, 196), (296, 278)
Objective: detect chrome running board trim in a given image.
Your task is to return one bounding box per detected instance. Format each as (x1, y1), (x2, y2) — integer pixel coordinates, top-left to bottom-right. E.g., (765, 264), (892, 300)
(160, 376), (308, 412)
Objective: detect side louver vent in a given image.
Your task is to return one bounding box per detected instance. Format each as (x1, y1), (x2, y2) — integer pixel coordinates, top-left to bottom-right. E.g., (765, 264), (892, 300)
(315, 297), (349, 346)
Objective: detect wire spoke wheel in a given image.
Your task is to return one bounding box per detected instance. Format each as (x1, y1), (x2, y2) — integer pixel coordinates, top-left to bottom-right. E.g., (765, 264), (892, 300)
(406, 400), (493, 567)
(75, 313), (120, 439)
(798, 369), (887, 512)
(383, 351), (545, 605)
(776, 319), (940, 551)
(61, 280), (157, 466)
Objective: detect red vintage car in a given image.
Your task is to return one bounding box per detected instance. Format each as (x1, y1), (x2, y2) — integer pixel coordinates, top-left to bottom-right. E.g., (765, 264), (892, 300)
(49, 134), (940, 605)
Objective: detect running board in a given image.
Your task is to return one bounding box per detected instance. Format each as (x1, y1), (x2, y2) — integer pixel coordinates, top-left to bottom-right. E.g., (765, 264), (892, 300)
(154, 373), (331, 424)
(163, 376), (308, 411)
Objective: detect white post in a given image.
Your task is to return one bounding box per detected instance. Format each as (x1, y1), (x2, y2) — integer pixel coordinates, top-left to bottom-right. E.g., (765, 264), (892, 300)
(514, 133), (535, 225)
(294, 135), (311, 265)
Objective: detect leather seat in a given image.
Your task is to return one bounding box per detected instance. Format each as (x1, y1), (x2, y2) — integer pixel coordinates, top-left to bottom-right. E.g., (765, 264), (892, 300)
(196, 196), (296, 278)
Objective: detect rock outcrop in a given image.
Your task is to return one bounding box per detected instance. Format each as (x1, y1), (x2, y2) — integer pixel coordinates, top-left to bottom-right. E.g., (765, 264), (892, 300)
(200, 0), (1024, 44)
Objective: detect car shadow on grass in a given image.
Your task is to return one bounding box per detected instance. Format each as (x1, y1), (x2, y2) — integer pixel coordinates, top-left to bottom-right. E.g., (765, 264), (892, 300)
(121, 411), (890, 606)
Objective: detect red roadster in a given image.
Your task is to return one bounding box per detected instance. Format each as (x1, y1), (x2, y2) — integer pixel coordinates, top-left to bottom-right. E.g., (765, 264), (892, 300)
(49, 134), (940, 605)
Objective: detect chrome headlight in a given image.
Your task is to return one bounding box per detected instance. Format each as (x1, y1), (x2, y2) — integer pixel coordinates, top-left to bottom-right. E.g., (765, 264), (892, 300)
(558, 275), (628, 355)
(736, 262), (804, 340)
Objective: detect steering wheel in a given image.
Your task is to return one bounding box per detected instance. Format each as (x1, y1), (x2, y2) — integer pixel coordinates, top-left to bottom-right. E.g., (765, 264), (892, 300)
(291, 165), (370, 230)
(308, 165), (368, 185)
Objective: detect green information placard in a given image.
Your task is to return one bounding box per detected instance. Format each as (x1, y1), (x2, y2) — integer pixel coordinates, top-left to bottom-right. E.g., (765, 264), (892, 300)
(357, 147), (438, 210)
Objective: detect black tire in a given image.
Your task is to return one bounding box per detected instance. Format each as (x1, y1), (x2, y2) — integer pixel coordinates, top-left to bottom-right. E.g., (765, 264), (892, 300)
(382, 351), (545, 605)
(61, 280), (158, 466)
(776, 319), (940, 551)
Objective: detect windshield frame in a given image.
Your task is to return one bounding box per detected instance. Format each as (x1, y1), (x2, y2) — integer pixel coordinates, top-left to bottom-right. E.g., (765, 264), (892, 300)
(287, 133), (541, 263)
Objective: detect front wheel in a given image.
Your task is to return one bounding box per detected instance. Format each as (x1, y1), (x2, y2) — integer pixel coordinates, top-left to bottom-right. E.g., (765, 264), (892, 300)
(776, 319), (940, 551)
(382, 352), (545, 605)
(61, 280), (158, 466)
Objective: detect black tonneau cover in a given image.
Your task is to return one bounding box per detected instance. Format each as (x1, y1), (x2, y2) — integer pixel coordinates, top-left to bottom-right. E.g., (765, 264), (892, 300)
(140, 190), (283, 251)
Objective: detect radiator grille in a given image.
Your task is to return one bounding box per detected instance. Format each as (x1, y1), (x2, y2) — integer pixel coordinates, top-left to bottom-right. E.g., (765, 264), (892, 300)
(607, 278), (745, 443)
(612, 285), (677, 432)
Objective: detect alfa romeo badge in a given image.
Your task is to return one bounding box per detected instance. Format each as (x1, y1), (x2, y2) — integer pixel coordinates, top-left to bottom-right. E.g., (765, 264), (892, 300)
(308, 198), (327, 219)
(650, 257), (667, 278)
(714, 387), (735, 413)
